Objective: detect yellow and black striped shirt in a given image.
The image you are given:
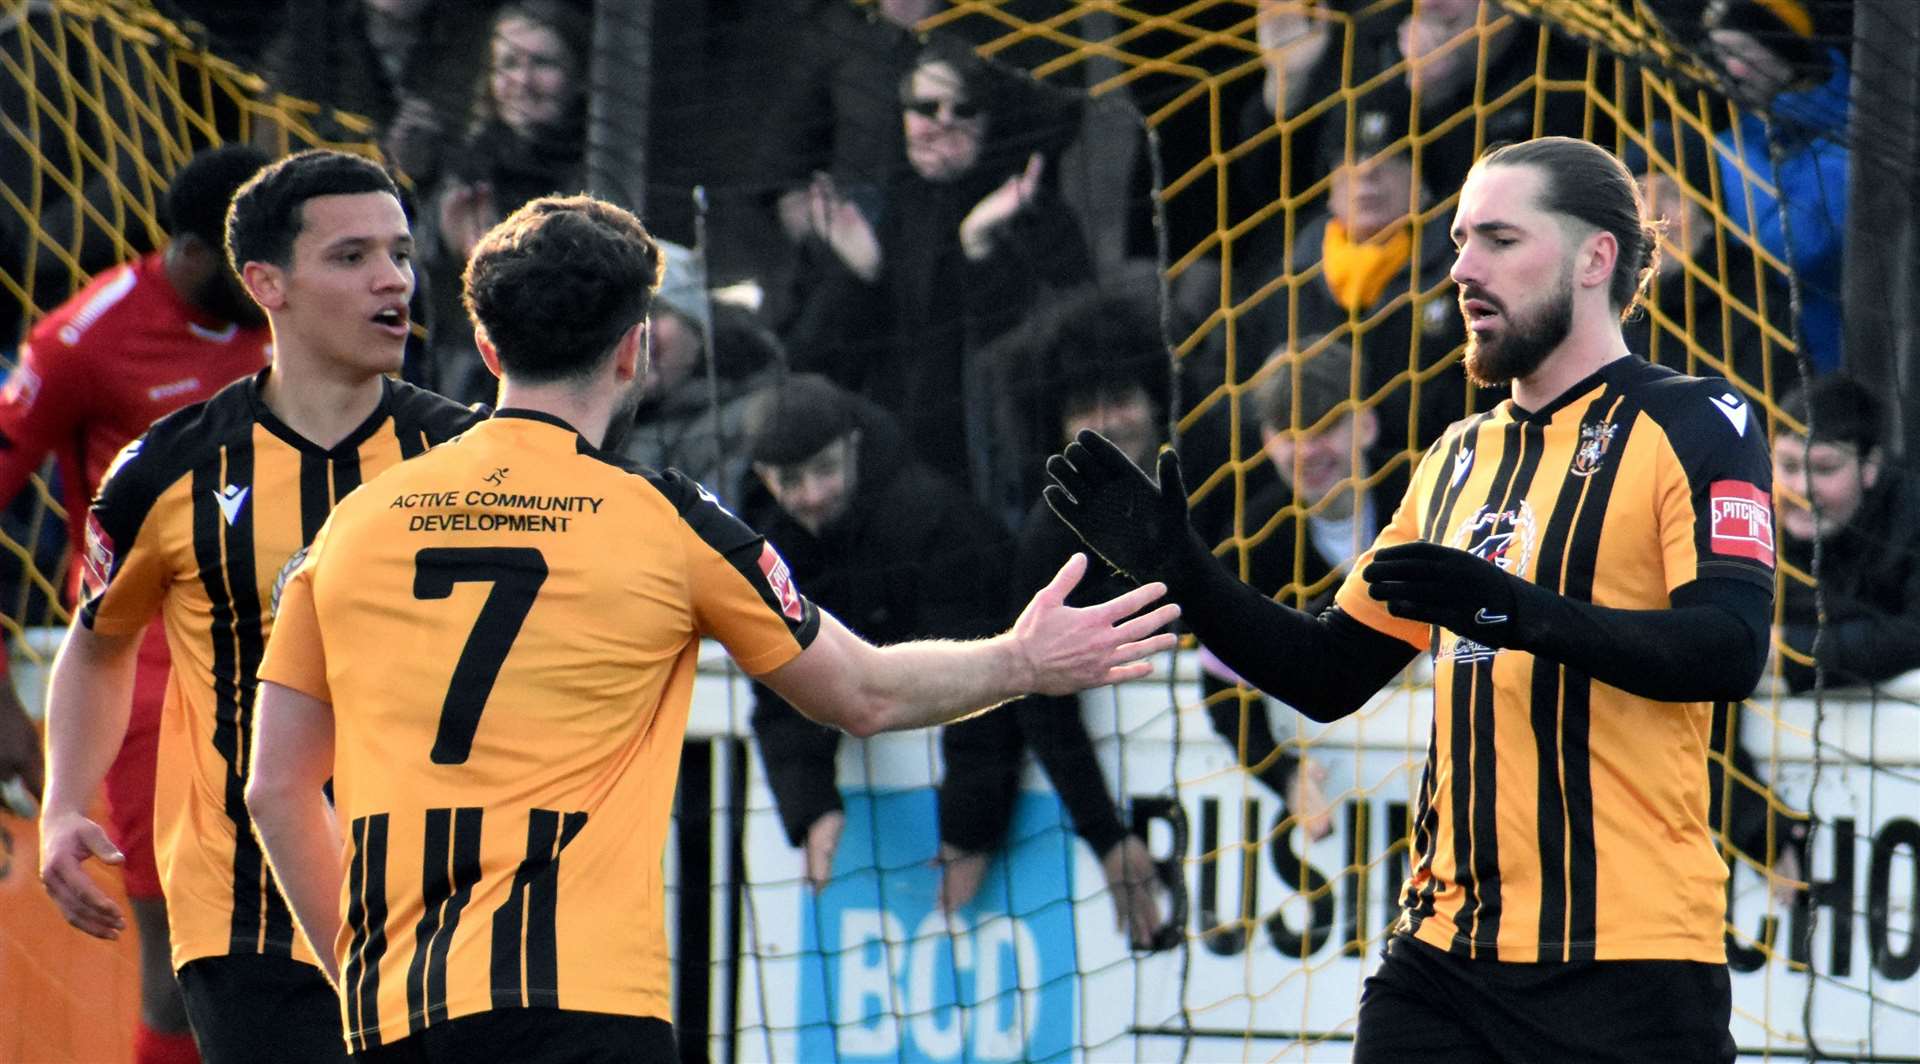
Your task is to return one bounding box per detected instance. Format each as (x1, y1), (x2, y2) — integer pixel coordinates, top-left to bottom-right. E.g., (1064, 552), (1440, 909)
(257, 410), (819, 1050)
(80, 369), (482, 971)
(1336, 357), (1775, 964)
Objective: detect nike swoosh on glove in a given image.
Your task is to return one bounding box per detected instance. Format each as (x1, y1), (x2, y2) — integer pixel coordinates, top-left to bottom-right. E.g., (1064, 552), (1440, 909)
(1361, 540), (1552, 650)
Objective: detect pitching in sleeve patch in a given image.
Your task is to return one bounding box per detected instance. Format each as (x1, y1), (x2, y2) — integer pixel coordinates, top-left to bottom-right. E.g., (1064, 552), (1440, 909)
(1708, 480), (1774, 567)
(757, 541), (804, 621)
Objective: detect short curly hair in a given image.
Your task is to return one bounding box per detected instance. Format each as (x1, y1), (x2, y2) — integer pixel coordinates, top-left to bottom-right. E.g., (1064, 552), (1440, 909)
(462, 194), (664, 383)
(164, 144), (270, 249)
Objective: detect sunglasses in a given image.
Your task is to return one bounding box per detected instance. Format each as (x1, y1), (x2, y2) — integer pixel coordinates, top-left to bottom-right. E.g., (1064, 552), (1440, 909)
(902, 97), (983, 121)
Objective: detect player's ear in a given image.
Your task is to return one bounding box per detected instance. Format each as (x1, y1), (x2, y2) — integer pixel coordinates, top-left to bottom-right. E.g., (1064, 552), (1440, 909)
(474, 326), (503, 380)
(1578, 228), (1617, 295)
(611, 320), (646, 383)
(239, 259), (286, 311)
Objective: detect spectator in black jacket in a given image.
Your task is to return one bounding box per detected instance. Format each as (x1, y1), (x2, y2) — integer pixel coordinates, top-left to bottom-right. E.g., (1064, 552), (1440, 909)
(739, 374), (1013, 889)
(939, 323), (1168, 948)
(781, 36), (1092, 496)
(1772, 376), (1920, 692)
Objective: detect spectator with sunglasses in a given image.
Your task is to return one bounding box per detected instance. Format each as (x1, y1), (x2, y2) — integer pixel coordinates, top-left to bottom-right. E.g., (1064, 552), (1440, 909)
(780, 35), (1092, 507)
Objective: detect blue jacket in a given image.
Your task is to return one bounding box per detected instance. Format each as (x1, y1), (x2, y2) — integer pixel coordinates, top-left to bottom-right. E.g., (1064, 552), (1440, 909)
(1715, 56), (1850, 372)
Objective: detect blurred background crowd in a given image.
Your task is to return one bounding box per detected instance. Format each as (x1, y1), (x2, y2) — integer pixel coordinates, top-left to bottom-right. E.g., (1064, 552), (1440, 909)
(2, 0), (1914, 1036)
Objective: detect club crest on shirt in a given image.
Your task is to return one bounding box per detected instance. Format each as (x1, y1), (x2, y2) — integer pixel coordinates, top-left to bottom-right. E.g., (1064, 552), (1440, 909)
(1708, 480), (1774, 566)
(1569, 420), (1618, 478)
(1450, 501), (1537, 579)
(757, 541), (804, 622)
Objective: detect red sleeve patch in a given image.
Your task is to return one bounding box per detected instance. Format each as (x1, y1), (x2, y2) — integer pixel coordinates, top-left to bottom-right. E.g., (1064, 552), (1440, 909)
(1709, 480), (1774, 567)
(757, 541), (804, 621)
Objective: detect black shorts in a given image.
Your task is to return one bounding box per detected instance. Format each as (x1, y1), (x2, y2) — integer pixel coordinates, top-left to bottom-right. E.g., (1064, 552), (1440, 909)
(176, 953), (348, 1063)
(351, 1008), (676, 1064)
(1353, 933), (1736, 1064)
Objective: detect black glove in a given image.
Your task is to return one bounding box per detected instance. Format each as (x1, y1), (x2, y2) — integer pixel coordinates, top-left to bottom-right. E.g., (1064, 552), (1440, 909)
(1362, 541), (1551, 650)
(1043, 429), (1211, 587)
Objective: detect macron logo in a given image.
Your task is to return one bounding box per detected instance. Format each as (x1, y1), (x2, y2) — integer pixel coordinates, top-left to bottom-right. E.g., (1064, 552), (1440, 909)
(214, 484), (250, 525)
(1711, 393), (1748, 437)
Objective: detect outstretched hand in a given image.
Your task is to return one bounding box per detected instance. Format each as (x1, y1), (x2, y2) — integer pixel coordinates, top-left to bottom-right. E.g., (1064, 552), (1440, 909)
(1011, 553), (1180, 696)
(1044, 429), (1208, 587)
(39, 811), (126, 939)
(1362, 541), (1541, 648)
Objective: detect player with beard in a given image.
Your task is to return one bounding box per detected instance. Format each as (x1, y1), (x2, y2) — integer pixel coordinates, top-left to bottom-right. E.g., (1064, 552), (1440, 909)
(1043, 136), (1773, 1062)
(0, 144), (272, 1064)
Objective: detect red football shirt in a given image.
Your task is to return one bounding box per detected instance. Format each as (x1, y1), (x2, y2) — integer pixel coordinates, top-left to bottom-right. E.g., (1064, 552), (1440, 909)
(0, 250), (271, 604)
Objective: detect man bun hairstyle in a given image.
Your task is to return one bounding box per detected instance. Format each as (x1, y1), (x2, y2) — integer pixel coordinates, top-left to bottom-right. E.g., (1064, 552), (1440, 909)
(462, 194), (663, 384)
(225, 148), (400, 270)
(1475, 137), (1660, 320)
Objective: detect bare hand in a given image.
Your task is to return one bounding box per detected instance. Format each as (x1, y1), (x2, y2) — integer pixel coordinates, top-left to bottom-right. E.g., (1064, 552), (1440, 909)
(0, 682), (41, 804)
(776, 186), (812, 243)
(1768, 845), (1802, 908)
(803, 809), (844, 891)
(1011, 554), (1180, 696)
(936, 842), (990, 914)
(39, 811), (126, 938)
(1288, 757), (1335, 842)
(383, 95), (443, 178)
(439, 180), (497, 260)
(1256, 1), (1333, 112)
(959, 153), (1043, 261)
(806, 173), (881, 282)
(1100, 835), (1164, 947)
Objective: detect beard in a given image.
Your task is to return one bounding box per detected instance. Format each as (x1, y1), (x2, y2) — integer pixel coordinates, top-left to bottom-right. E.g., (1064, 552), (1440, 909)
(1461, 263), (1574, 388)
(193, 270), (268, 329)
(597, 372), (650, 454)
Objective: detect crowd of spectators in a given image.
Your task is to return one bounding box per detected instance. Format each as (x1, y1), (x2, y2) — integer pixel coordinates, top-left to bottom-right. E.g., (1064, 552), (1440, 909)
(4, 0), (1910, 928)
